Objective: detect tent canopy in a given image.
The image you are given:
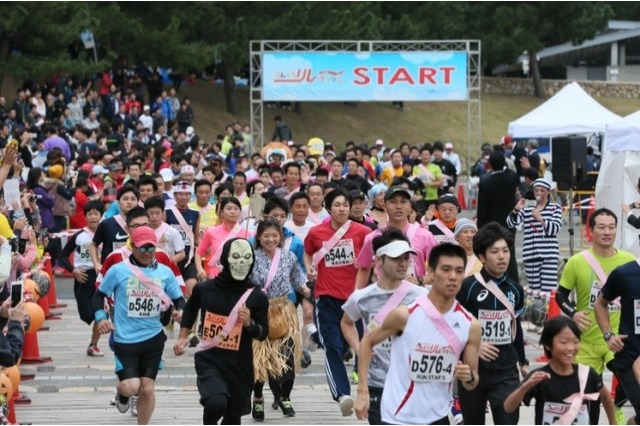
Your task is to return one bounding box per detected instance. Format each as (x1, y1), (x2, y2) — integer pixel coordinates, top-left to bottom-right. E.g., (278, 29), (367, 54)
(596, 110), (640, 256)
(508, 82), (621, 138)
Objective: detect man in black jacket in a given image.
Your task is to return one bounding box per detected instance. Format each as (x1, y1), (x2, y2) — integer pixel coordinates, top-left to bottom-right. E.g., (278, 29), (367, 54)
(477, 150), (520, 281)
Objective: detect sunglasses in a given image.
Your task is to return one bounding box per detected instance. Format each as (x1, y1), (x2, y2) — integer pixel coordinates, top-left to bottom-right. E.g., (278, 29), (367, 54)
(135, 245), (156, 253)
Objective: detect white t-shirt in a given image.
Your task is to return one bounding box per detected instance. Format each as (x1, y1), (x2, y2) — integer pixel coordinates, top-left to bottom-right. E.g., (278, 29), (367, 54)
(155, 224), (185, 257)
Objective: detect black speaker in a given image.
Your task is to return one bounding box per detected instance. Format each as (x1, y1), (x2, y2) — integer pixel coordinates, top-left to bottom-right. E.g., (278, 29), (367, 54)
(551, 136), (588, 190)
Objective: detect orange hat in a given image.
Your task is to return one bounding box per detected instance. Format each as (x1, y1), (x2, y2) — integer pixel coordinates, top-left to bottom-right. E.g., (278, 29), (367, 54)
(48, 164), (64, 180)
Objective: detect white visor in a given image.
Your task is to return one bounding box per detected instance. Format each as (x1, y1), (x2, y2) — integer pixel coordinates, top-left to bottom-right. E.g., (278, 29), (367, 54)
(375, 240), (417, 258)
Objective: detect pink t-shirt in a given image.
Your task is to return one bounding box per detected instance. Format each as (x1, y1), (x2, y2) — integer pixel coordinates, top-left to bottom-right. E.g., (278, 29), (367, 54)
(355, 223), (438, 279)
(197, 223), (253, 278)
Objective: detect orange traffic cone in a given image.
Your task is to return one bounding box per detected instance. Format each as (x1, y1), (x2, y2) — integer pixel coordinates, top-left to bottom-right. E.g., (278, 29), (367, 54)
(457, 183), (467, 210)
(21, 333), (52, 365)
(43, 255), (66, 309)
(37, 288), (60, 322)
(536, 290), (560, 362)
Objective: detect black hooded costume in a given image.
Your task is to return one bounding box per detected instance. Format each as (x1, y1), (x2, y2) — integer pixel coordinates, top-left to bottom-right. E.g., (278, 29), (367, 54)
(181, 238), (269, 424)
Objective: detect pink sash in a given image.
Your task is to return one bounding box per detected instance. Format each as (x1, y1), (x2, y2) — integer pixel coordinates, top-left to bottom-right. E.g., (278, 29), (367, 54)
(196, 288), (254, 352)
(312, 220), (352, 267)
(169, 206), (195, 266)
(416, 295), (464, 357)
(153, 223), (170, 242)
(582, 250), (621, 308)
(556, 364), (599, 425)
(283, 237), (292, 252)
(308, 209), (321, 225)
(113, 214), (127, 232)
(121, 250), (172, 312)
(262, 249), (281, 293)
(367, 280), (413, 332)
(284, 187), (300, 201)
(209, 224), (243, 268)
(82, 227), (95, 238)
(237, 192), (248, 203)
(429, 219), (455, 240)
(465, 256), (480, 277)
(474, 273), (516, 341)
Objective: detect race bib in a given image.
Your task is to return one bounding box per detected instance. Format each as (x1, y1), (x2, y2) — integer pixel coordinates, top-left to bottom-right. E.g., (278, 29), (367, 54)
(202, 311), (242, 351)
(409, 343), (456, 383)
(635, 300), (640, 334)
(542, 402), (588, 425)
(172, 224), (190, 246)
(113, 241), (126, 250)
(589, 281), (603, 310)
(79, 243), (92, 262)
(127, 289), (161, 318)
(479, 309), (512, 345)
(324, 239), (355, 268)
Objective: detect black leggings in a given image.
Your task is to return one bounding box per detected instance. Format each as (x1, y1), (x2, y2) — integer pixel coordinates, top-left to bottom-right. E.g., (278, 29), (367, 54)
(254, 338), (296, 400)
(588, 360), (628, 423)
(202, 394), (241, 425)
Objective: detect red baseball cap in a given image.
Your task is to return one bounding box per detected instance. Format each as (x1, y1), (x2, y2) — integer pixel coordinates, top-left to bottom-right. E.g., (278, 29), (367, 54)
(501, 135), (513, 145)
(131, 226), (157, 247)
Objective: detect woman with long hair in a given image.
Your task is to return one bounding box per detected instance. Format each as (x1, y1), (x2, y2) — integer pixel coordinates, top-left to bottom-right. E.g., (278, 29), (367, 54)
(248, 217), (309, 421)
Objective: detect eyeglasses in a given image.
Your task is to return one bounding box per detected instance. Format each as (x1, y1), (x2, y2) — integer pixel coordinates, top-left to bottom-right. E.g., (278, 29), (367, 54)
(135, 245), (156, 253)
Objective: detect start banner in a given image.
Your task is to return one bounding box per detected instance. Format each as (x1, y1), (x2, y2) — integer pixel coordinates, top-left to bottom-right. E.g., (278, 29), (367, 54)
(263, 51), (468, 102)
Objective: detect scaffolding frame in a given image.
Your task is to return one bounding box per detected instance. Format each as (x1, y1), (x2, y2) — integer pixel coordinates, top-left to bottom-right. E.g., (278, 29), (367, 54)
(250, 40), (481, 167)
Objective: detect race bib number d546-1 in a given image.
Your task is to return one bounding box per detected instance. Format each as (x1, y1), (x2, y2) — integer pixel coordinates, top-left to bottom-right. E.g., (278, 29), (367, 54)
(409, 343), (456, 383)
(127, 289), (161, 318)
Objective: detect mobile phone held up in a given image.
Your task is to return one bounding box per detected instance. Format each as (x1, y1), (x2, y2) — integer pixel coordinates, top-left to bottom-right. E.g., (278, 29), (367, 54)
(10, 281), (22, 307)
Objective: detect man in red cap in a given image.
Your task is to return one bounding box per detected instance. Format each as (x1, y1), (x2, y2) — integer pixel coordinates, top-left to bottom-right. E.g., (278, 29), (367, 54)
(93, 225), (186, 425)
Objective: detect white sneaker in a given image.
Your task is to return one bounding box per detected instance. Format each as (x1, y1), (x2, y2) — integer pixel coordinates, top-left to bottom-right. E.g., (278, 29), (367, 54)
(304, 324), (319, 352)
(338, 395), (354, 417)
(129, 395), (138, 417)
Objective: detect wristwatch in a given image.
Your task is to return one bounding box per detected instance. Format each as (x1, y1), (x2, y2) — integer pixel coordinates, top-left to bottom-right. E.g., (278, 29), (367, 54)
(465, 370), (476, 385)
(603, 331), (615, 341)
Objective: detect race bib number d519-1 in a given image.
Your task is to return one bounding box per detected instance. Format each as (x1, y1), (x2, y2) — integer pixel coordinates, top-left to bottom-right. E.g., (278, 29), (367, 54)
(479, 309), (512, 345)
(127, 289), (161, 318)
(202, 311), (242, 351)
(324, 239), (355, 268)
(409, 343), (456, 383)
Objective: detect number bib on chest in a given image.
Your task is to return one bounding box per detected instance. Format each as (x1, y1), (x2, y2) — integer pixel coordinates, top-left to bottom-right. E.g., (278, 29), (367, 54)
(589, 281), (603, 310)
(172, 224), (190, 246)
(542, 402), (588, 425)
(409, 343), (456, 383)
(479, 309), (512, 345)
(324, 239), (355, 268)
(127, 289), (161, 318)
(635, 300), (640, 334)
(202, 311), (242, 351)
(79, 243), (92, 261)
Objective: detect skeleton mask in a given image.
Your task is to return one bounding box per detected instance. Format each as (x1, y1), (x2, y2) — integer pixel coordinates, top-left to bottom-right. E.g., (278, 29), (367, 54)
(227, 239), (254, 281)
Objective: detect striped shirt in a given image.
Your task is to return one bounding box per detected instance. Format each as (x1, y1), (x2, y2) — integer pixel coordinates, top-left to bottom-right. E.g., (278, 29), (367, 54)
(506, 202), (562, 261)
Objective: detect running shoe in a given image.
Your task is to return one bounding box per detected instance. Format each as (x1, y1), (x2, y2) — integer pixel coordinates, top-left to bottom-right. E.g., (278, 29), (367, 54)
(115, 393), (129, 414)
(252, 399), (265, 422)
(279, 398), (295, 417)
(86, 344), (104, 357)
(188, 332), (200, 348)
(350, 370), (359, 385)
(109, 392), (117, 406)
(301, 349), (312, 369)
(271, 399), (279, 410)
(338, 395), (354, 417)
(129, 395), (138, 417)
(304, 325), (319, 352)
(615, 407), (626, 426)
(343, 348), (353, 363)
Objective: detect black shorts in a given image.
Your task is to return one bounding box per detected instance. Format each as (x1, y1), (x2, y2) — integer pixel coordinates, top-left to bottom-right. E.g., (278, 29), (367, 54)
(179, 259), (198, 281)
(113, 331), (166, 381)
(194, 360), (250, 415)
(616, 366), (640, 422)
(74, 269), (97, 325)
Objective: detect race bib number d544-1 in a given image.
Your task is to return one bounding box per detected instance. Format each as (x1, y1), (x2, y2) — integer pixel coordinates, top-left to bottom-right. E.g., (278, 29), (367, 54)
(324, 239), (355, 268)
(409, 343), (456, 383)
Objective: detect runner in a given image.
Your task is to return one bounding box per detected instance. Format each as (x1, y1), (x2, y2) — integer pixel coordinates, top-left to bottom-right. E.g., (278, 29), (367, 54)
(307, 182), (329, 225)
(303, 187), (370, 416)
(93, 226), (185, 426)
(355, 243), (481, 425)
(90, 185), (140, 273)
(426, 194), (459, 244)
(342, 228), (428, 424)
(455, 221), (527, 425)
(144, 196), (185, 265)
(174, 238), (269, 425)
(556, 208), (634, 424)
(60, 200), (105, 356)
(248, 218), (310, 421)
(504, 316), (615, 425)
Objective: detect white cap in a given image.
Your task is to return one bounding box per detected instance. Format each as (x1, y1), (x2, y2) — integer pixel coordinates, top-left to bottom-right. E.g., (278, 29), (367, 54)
(159, 168), (175, 183)
(445, 142), (453, 150)
(186, 126), (194, 136)
(180, 165), (196, 175)
(287, 140), (295, 146)
(173, 180), (193, 194)
(375, 240), (418, 258)
(92, 165), (109, 175)
(143, 105), (150, 111)
(375, 139), (384, 146)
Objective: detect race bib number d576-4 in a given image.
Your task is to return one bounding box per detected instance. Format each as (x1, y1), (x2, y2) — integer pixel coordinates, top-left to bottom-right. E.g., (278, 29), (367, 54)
(409, 343), (456, 383)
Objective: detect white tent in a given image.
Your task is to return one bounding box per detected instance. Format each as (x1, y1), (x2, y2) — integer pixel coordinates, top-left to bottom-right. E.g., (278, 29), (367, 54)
(508, 82), (621, 138)
(596, 110), (640, 256)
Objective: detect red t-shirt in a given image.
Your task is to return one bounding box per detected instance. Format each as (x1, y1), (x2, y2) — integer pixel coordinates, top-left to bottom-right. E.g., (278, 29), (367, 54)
(70, 190), (88, 229)
(304, 220), (370, 301)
